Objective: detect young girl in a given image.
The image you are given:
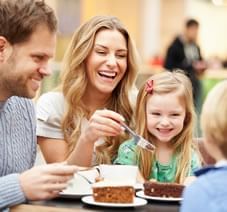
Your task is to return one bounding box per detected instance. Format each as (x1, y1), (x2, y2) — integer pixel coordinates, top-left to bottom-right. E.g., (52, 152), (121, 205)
(114, 71), (201, 184)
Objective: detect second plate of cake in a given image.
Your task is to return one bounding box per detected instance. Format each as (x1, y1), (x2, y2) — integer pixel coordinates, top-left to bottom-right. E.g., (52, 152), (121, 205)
(136, 191), (182, 202)
(82, 196), (147, 207)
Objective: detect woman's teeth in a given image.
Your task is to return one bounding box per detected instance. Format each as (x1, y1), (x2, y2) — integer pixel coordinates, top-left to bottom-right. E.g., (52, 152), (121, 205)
(98, 71), (117, 79)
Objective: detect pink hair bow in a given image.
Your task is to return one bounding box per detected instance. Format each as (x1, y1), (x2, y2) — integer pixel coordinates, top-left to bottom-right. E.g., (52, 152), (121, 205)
(145, 79), (153, 94)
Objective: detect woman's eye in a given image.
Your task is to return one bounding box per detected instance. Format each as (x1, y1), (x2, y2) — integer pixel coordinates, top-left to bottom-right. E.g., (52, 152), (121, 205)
(116, 54), (127, 58)
(96, 50), (106, 55)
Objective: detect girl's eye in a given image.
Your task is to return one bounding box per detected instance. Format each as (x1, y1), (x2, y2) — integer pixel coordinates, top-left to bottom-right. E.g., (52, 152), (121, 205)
(171, 113), (180, 116)
(151, 112), (160, 116)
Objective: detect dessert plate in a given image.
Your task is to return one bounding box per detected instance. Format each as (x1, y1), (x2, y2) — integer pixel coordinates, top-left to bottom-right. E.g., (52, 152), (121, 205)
(81, 196), (147, 207)
(59, 169), (96, 199)
(60, 183), (142, 199)
(136, 190), (182, 202)
(59, 190), (92, 199)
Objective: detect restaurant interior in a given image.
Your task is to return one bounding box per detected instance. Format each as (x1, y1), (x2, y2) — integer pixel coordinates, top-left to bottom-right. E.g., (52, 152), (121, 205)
(42, 0), (227, 101)
(13, 0), (227, 211)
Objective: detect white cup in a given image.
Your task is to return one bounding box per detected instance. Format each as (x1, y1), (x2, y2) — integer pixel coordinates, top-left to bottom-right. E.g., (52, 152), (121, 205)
(98, 164), (138, 185)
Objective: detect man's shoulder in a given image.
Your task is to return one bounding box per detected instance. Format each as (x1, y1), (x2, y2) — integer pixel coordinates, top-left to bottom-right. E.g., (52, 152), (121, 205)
(37, 91), (64, 104)
(9, 96), (34, 108)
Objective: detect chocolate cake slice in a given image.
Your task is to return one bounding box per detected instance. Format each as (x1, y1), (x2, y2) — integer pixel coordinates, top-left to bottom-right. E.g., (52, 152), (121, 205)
(143, 181), (185, 198)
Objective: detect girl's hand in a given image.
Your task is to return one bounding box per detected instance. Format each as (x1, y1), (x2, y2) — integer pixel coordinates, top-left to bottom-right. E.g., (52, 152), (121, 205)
(81, 109), (125, 143)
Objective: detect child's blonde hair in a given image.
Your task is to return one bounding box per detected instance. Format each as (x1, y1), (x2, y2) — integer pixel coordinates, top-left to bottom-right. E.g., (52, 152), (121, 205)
(135, 70), (197, 183)
(201, 80), (227, 158)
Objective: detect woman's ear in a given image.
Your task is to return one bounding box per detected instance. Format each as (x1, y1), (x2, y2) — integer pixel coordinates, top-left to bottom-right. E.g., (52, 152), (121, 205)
(0, 36), (12, 62)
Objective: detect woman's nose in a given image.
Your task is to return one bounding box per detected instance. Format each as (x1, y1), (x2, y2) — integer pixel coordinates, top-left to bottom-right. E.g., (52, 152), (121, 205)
(106, 54), (117, 67)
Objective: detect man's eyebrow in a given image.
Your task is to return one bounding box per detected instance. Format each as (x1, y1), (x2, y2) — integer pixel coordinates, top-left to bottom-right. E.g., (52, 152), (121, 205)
(31, 52), (53, 58)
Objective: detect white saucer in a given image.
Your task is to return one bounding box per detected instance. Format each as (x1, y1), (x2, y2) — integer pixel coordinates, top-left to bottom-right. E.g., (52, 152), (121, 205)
(81, 196), (147, 207)
(59, 190), (92, 199)
(136, 190), (182, 202)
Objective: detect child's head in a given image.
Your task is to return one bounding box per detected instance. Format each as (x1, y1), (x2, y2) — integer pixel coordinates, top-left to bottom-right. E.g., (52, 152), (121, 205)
(201, 80), (227, 160)
(135, 70), (196, 182)
(136, 70), (195, 146)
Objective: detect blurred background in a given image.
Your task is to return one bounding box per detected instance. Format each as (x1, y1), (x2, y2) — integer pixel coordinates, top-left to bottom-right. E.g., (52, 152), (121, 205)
(41, 0), (227, 99)
(35, 0), (227, 164)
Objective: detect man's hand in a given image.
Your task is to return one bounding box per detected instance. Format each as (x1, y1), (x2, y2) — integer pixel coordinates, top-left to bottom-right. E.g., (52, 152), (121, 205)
(19, 163), (77, 200)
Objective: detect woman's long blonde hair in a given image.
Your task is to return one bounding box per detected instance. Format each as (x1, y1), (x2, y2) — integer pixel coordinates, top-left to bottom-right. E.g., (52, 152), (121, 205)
(59, 16), (139, 163)
(135, 70), (198, 183)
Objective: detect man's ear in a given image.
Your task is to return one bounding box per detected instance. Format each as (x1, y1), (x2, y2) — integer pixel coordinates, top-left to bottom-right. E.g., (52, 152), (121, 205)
(0, 36), (12, 62)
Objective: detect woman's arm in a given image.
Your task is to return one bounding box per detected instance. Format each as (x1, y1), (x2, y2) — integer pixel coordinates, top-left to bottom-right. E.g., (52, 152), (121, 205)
(67, 109), (125, 166)
(38, 137), (69, 163)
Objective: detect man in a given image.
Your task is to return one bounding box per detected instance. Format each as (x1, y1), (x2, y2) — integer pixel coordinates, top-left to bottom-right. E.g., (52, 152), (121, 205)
(0, 0), (77, 210)
(164, 19), (206, 113)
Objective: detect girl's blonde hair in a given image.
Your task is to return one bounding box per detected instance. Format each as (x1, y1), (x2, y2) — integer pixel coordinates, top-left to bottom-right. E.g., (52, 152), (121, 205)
(135, 70), (197, 183)
(201, 80), (227, 158)
(58, 16), (139, 164)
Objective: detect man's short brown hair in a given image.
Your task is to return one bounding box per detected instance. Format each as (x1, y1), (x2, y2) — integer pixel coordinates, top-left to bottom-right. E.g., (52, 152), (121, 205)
(0, 0), (57, 44)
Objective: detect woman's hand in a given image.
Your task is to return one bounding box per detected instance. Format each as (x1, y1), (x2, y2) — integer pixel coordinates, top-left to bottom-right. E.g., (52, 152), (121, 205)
(81, 109), (125, 144)
(67, 109), (125, 166)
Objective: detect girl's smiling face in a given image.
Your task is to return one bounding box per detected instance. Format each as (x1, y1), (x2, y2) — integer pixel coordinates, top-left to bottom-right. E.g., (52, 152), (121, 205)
(146, 91), (186, 145)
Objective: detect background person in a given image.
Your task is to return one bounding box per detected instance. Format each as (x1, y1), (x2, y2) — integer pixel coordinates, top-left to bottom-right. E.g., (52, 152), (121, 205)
(164, 19), (207, 135)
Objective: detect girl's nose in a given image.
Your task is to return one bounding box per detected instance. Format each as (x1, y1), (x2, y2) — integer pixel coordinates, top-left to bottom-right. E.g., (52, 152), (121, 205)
(159, 117), (170, 126)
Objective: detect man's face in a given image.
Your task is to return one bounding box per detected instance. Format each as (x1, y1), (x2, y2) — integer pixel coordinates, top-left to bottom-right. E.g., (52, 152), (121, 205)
(186, 25), (199, 43)
(0, 24), (56, 100)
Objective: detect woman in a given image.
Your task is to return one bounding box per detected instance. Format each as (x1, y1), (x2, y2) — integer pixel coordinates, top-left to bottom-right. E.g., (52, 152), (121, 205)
(36, 15), (139, 166)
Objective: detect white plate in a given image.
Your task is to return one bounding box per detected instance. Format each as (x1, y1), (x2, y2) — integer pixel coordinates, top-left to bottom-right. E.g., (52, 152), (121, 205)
(59, 169), (96, 199)
(136, 190), (182, 202)
(81, 196), (147, 207)
(134, 183), (143, 190)
(59, 190), (92, 199)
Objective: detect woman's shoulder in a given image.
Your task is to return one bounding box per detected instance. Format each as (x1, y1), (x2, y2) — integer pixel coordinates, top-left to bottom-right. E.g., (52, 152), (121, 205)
(36, 91), (65, 119)
(37, 91), (64, 103)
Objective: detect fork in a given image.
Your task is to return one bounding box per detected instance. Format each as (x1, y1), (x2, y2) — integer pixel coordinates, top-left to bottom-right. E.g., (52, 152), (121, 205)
(121, 122), (155, 152)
